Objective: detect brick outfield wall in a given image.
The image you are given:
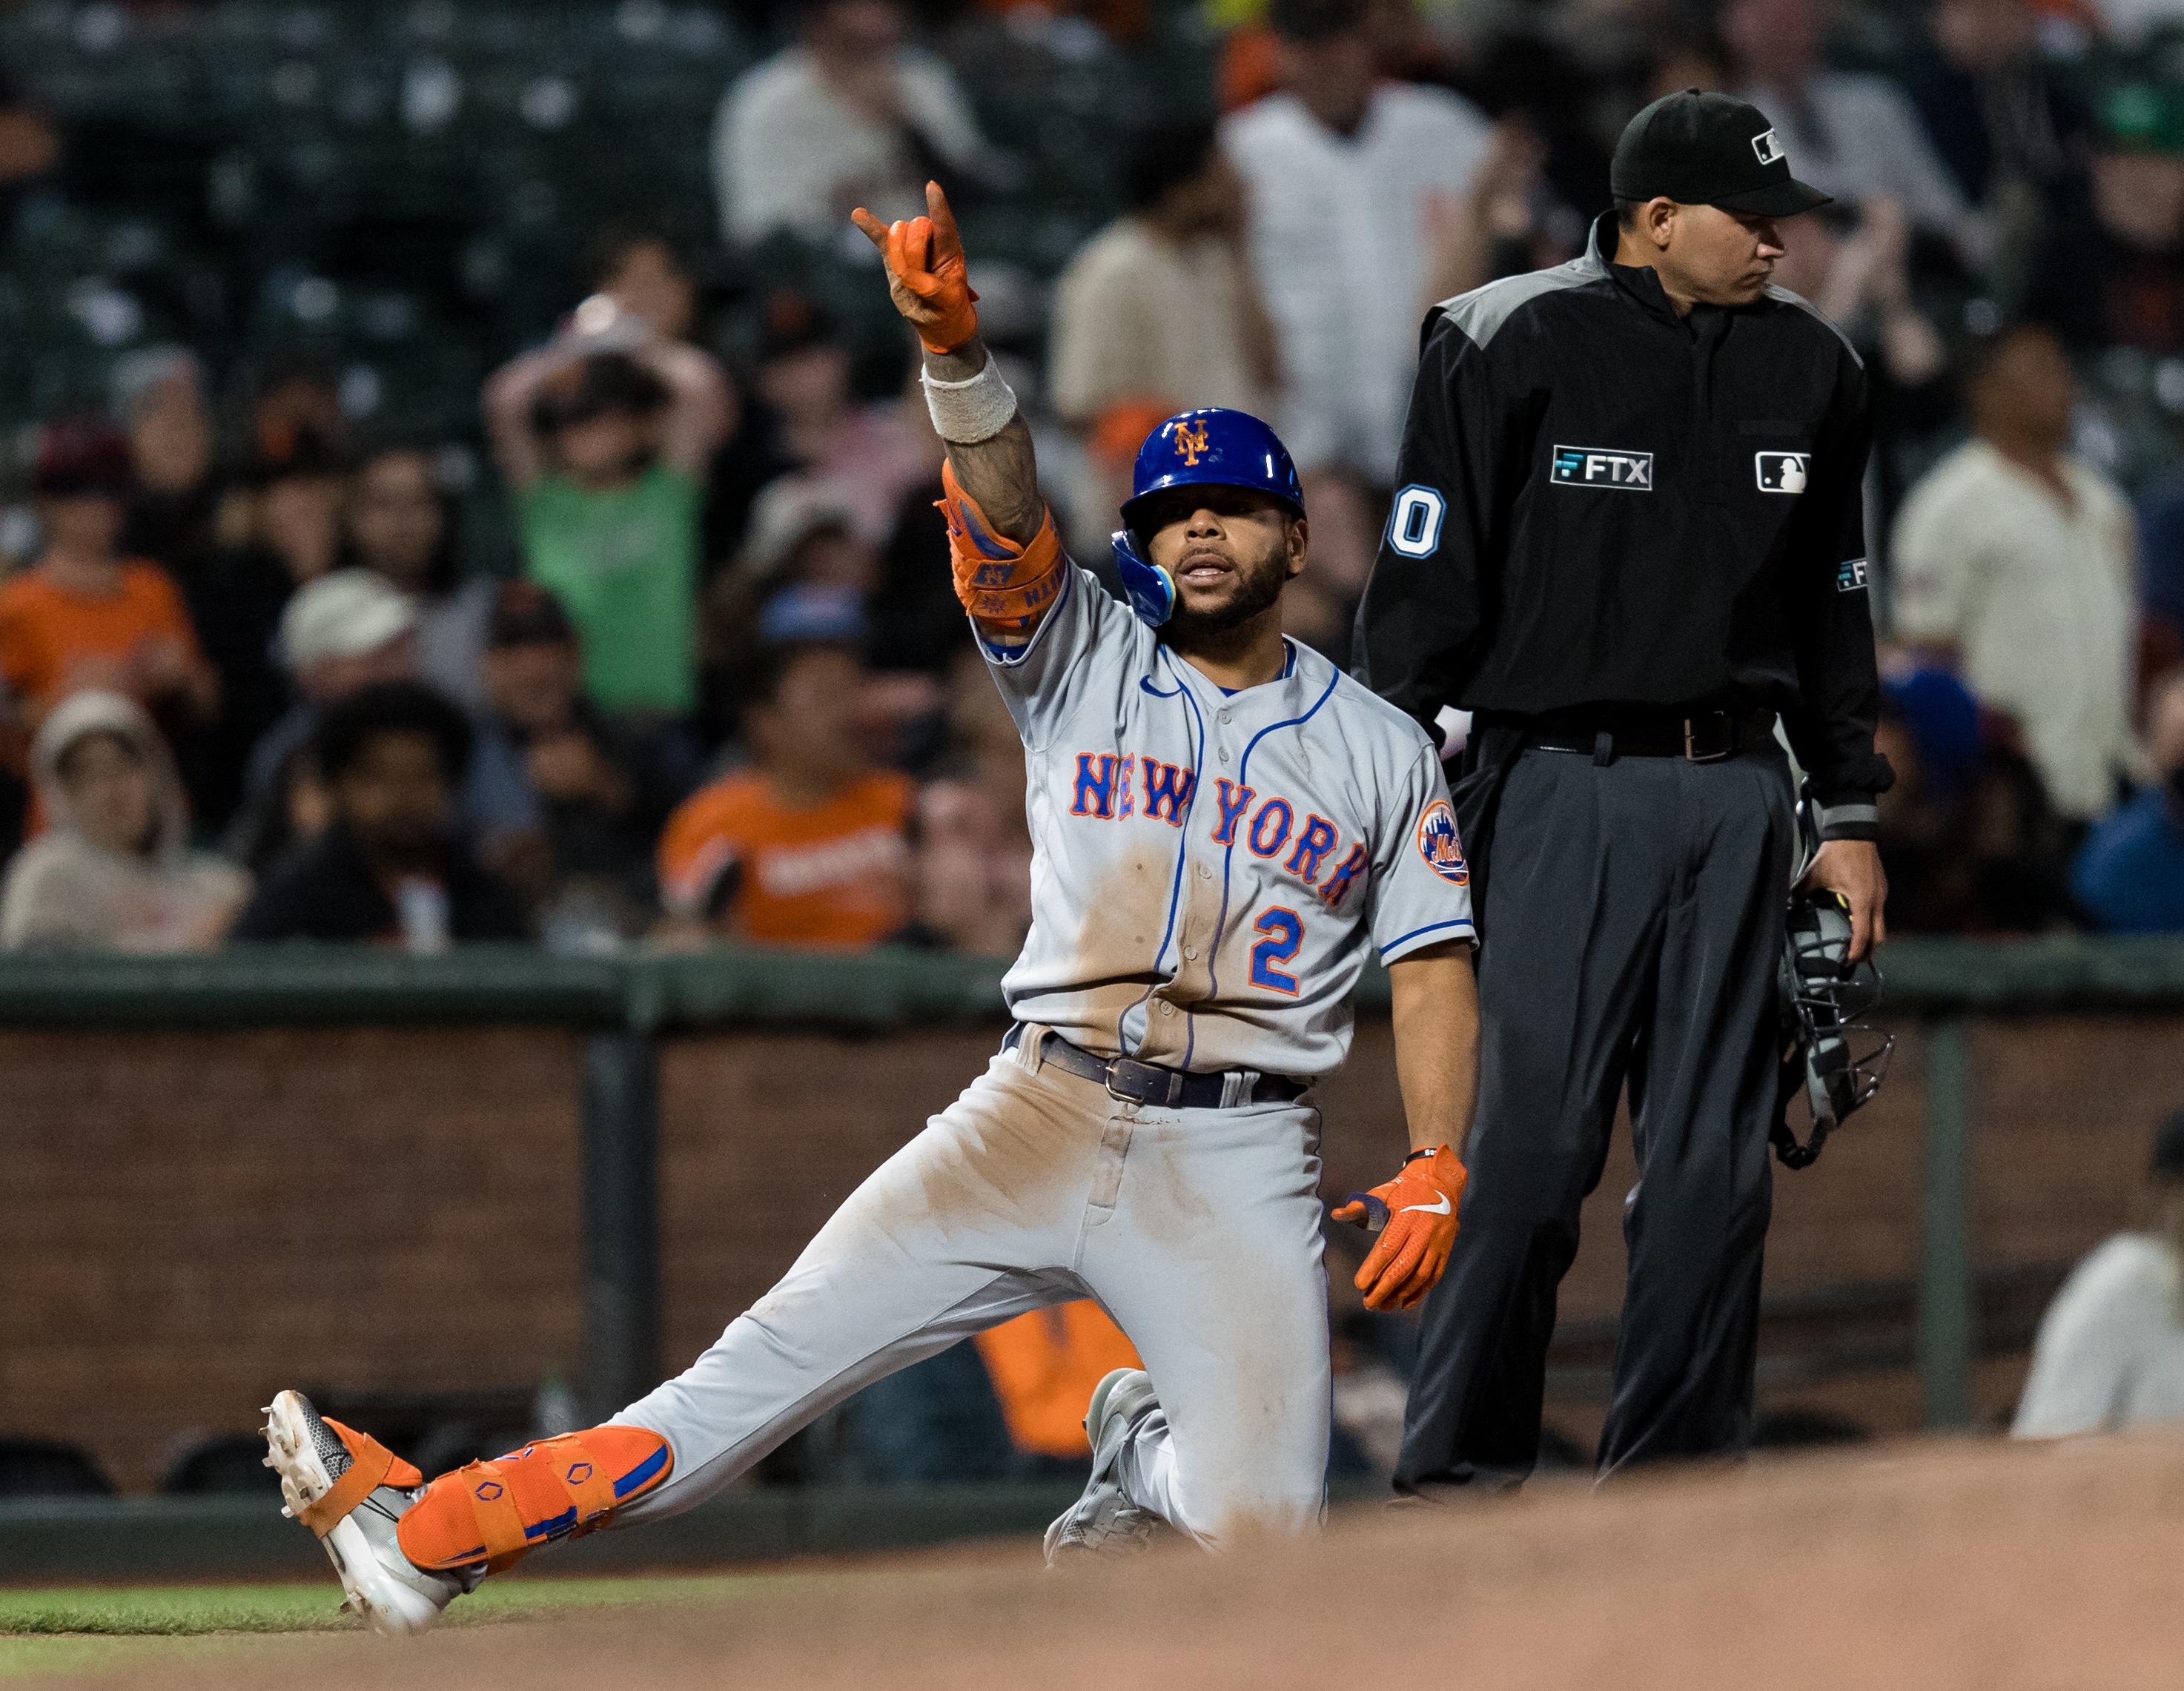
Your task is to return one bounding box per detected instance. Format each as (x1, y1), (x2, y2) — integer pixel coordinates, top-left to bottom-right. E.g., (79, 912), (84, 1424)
(5, 1014), (2183, 1492)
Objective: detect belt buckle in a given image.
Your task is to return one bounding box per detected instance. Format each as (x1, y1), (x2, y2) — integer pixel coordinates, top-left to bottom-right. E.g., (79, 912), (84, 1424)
(1682, 712), (1735, 764)
(1105, 1056), (1180, 1106)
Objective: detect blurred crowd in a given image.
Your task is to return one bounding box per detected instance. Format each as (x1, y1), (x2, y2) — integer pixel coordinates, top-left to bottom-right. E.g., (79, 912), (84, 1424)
(2, 0), (2184, 956)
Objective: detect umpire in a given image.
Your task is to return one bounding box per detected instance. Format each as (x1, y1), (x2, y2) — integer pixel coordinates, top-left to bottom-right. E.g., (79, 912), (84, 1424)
(1354, 90), (1893, 1489)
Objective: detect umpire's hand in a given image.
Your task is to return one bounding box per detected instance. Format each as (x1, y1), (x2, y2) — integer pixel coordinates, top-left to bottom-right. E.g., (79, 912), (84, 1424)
(1800, 839), (1888, 961)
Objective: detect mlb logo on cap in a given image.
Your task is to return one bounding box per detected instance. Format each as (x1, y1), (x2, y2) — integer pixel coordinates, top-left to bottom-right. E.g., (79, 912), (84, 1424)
(1609, 90), (1833, 218)
(1756, 451), (1809, 494)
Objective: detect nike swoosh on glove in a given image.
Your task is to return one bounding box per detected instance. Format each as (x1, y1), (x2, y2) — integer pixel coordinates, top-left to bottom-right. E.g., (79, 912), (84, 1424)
(1331, 1145), (1467, 1311)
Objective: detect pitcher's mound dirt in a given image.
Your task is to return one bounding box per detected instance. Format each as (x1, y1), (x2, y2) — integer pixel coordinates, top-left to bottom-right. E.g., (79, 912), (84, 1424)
(84, 1432), (2184, 1690)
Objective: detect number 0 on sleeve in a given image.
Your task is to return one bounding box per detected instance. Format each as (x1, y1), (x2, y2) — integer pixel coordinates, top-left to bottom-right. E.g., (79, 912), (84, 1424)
(1387, 486), (1446, 560)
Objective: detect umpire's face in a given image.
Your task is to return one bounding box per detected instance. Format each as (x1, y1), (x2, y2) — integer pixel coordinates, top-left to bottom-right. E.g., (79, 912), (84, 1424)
(1643, 200), (1790, 307)
(1140, 488), (1307, 640)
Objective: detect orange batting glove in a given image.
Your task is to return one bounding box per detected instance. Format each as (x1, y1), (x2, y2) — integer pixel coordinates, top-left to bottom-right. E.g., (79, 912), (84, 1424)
(850, 180), (980, 356)
(1332, 1145), (1467, 1312)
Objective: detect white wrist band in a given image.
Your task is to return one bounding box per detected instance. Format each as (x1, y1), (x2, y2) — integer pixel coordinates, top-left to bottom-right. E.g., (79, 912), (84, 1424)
(921, 354), (1019, 444)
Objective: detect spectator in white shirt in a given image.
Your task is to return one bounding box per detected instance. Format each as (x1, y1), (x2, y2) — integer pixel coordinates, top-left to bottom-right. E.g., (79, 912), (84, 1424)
(1049, 119), (1277, 436)
(712, 0), (1002, 248)
(1891, 324), (2140, 822)
(1724, 0), (1988, 264)
(2015, 1111), (2184, 1437)
(1220, 0), (1492, 484)
(1, 691), (247, 952)
(1048, 118), (1280, 523)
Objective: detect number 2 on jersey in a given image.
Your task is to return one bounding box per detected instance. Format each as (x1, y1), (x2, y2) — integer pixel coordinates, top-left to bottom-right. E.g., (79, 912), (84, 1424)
(1250, 907), (1304, 996)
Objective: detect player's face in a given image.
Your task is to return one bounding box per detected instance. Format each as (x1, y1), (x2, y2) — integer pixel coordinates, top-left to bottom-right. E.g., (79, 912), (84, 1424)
(1140, 488), (1306, 641)
(1664, 202), (1787, 305)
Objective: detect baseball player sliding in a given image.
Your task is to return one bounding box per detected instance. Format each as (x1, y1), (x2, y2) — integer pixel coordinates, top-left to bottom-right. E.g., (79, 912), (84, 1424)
(259, 184), (1479, 1635)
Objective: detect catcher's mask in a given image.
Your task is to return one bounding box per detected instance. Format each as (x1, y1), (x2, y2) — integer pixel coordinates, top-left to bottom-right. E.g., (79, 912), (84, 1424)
(1773, 890), (1893, 1169)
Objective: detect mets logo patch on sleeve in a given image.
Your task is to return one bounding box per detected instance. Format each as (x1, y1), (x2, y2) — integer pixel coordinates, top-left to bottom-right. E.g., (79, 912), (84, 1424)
(1416, 801), (1470, 884)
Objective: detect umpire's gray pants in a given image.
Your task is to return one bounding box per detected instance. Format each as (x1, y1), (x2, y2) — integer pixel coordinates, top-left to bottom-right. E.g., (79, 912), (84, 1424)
(1396, 742), (1794, 1491)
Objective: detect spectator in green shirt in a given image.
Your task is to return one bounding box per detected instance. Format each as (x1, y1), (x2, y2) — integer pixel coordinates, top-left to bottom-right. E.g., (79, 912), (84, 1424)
(484, 308), (733, 721)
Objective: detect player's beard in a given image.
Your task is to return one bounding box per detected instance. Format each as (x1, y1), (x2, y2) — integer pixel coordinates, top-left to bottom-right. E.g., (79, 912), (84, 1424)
(1160, 546), (1288, 649)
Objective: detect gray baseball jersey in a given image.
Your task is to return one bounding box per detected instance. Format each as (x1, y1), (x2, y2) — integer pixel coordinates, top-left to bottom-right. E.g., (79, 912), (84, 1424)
(985, 563), (1475, 1077)
(611, 563), (1472, 1553)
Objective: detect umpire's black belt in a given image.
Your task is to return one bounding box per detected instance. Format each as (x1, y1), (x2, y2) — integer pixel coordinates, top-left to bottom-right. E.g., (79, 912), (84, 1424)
(1005, 1025), (1308, 1108)
(1492, 702), (1778, 764)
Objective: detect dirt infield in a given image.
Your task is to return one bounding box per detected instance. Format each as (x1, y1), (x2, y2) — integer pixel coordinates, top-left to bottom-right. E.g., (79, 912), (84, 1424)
(70, 1433), (2184, 1690)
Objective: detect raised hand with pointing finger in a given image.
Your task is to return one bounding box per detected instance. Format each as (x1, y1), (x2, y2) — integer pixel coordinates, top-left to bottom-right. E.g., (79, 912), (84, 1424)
(850, 180), (980, 355)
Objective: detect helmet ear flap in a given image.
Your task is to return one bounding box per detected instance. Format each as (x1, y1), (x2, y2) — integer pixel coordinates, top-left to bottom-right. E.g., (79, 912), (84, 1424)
(1112, 529), (1175, 627)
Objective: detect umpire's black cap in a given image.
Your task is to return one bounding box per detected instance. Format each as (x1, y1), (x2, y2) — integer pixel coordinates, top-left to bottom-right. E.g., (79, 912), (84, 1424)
(1612, 90), (1833, 218)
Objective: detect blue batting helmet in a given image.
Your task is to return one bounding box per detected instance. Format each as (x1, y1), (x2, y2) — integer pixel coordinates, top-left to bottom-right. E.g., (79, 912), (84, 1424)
(1111, 408), (1306, 627)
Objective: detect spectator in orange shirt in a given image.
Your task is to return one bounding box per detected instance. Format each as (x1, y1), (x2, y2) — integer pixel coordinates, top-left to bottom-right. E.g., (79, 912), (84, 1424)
(0, 420), (217, 732)
(658, 596), (913, 948)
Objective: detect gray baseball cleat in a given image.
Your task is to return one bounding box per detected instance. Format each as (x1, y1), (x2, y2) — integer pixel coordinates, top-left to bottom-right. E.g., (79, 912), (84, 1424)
(261, 1389), (471, 1636)
(1043, 1366), (1162, 1565)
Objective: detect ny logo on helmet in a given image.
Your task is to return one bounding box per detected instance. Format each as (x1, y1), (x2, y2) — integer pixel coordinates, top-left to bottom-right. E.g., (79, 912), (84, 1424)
(1174, 420), (1209, 466)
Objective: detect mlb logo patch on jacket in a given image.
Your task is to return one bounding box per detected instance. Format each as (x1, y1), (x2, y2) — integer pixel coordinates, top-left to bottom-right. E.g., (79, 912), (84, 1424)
(1756, 451), (1810, 493)
(1549, 446), (1652, 490)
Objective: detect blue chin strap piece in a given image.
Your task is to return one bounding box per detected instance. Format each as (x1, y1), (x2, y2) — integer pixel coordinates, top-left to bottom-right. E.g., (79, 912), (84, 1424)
(1112, 528), (1175, 627)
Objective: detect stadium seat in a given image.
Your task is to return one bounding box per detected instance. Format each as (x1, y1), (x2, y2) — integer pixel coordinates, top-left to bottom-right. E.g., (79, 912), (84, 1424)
(160, 1434), (285, 1496)
(0, 1439), (116, 1498)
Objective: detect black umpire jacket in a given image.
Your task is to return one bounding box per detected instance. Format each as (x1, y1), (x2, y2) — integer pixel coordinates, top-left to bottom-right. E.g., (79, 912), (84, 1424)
(1354, 214), (1894, 840)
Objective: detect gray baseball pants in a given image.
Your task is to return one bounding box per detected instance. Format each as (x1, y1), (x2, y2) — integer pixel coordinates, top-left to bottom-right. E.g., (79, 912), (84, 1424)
(612, 1033), (1331, 1544)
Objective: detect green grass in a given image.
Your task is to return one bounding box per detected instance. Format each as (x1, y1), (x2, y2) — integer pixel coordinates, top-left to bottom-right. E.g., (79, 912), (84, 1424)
(0, 1573), (790, 1638)
(0, 1572), (812, 1643)
(0, 1571), (828, 1679)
